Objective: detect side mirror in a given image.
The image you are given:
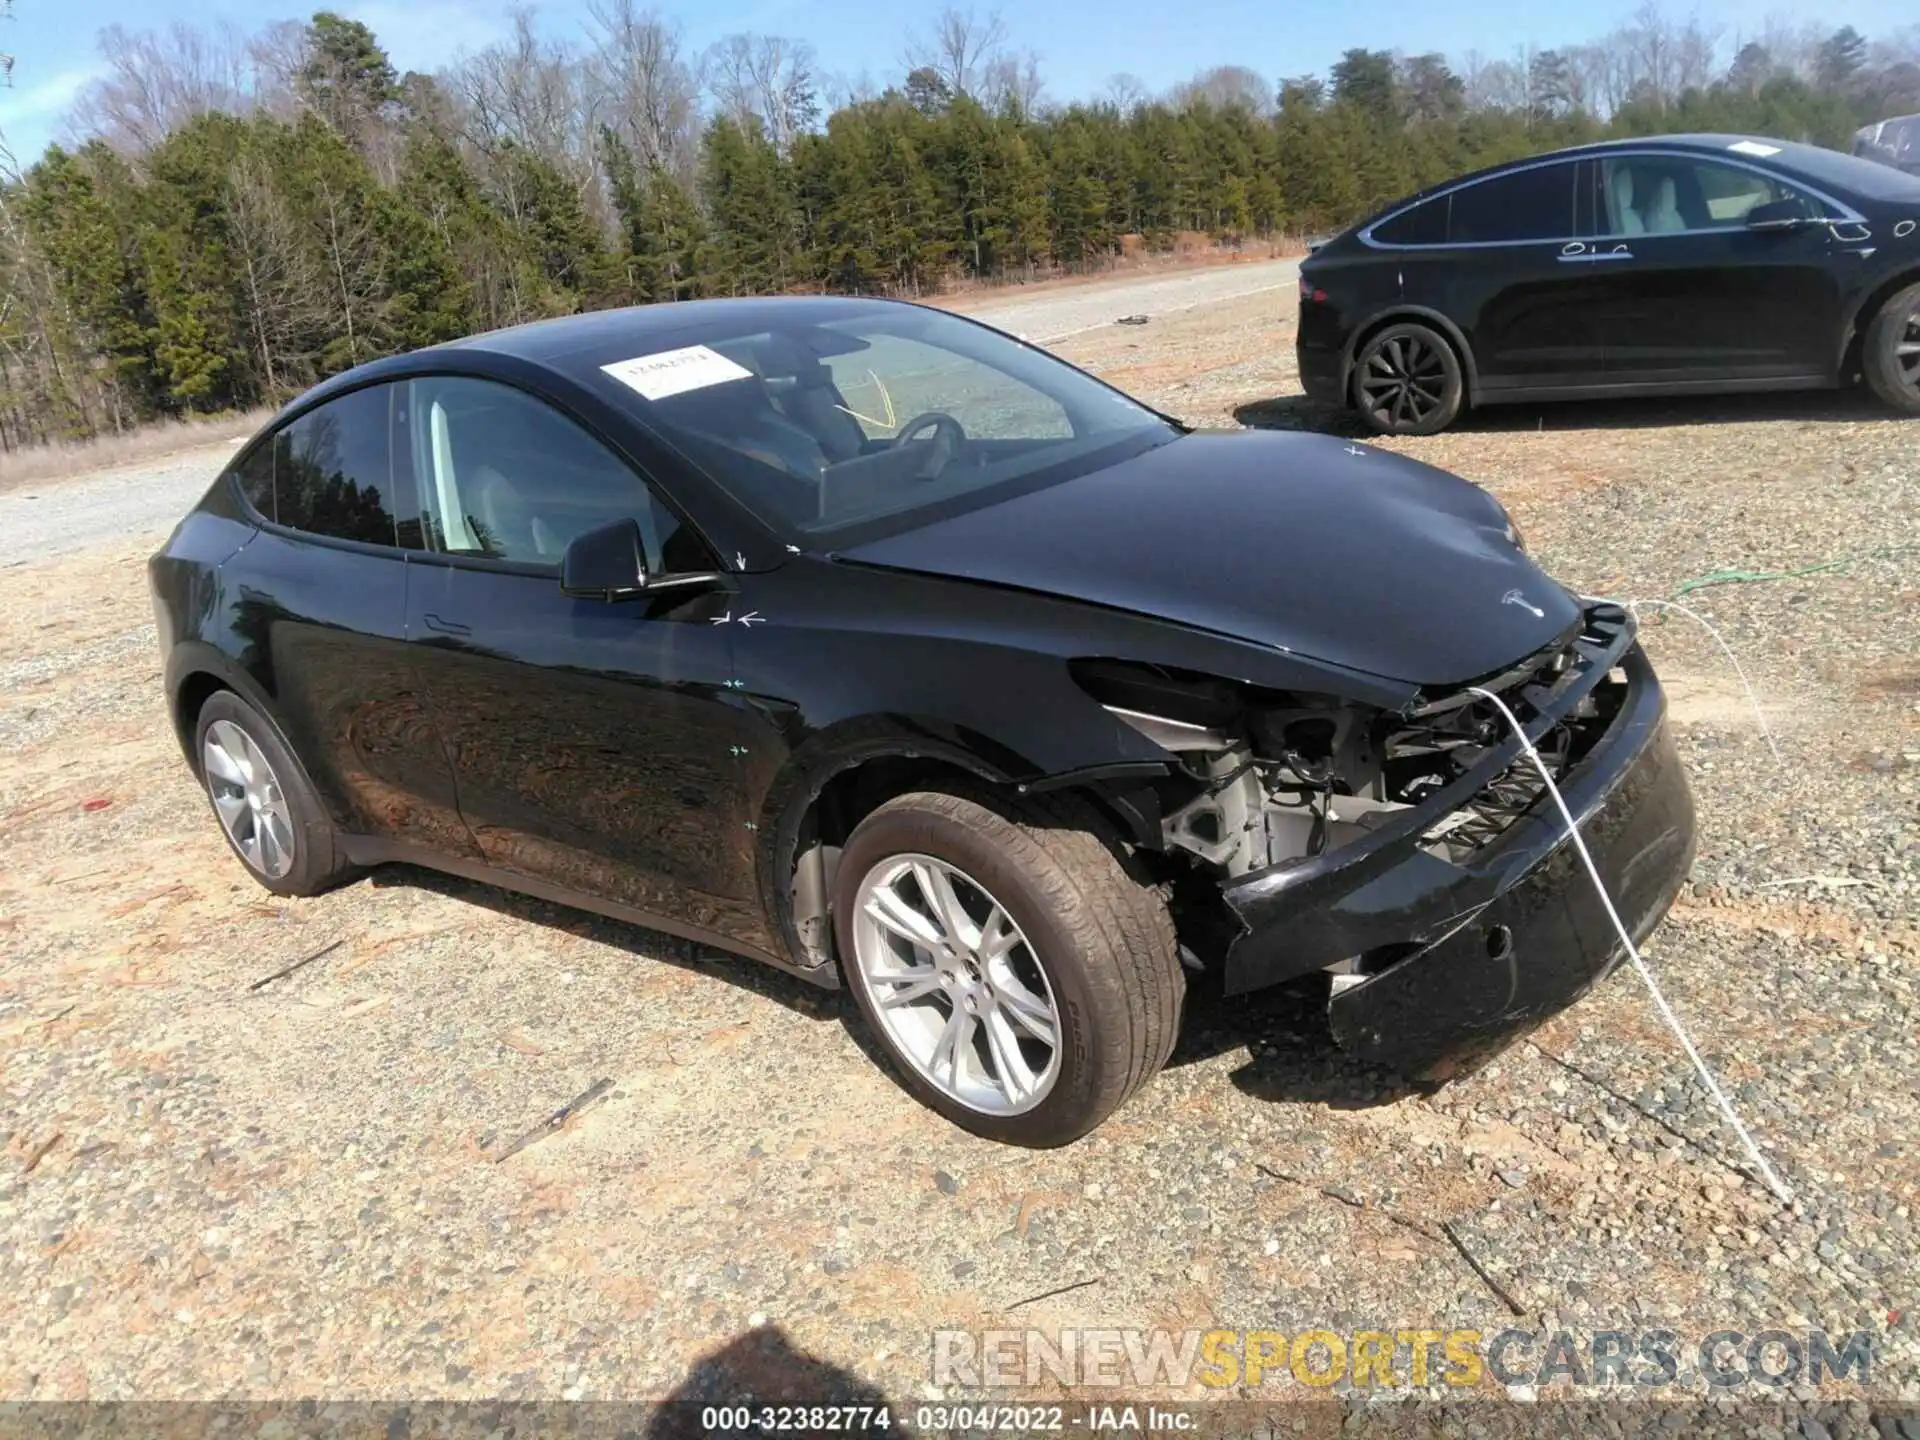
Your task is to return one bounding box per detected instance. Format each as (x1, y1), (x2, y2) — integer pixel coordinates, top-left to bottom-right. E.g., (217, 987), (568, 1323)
(560, 518), (647, 600)
(1746, 198), (1810, 233)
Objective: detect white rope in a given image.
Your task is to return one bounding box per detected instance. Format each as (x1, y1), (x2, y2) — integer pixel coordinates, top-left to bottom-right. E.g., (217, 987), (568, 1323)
(1467, 685), (1794, 1203)
(1591, 596), (1784, 766)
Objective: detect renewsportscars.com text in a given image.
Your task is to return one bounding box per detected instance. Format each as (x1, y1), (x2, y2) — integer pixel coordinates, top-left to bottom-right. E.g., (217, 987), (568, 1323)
(931, 1327), (1876, 1391)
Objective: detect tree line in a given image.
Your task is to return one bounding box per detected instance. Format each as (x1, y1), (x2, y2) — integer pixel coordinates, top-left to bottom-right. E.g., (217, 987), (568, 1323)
(0, 3), (1915, 450)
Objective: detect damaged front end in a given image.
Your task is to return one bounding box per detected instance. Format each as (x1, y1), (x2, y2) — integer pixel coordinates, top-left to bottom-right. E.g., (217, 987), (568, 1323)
(1080, 602), (1696, 1080)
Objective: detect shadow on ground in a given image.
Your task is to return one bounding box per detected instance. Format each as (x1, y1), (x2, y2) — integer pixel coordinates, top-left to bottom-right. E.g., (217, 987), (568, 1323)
(1234, 386), (1897, 435)
(373, 863), (1420, 1116)
(645, 1324), (894, 1438)
(369, 862), (844, 1021)
(1169, 970), (1420, 1111)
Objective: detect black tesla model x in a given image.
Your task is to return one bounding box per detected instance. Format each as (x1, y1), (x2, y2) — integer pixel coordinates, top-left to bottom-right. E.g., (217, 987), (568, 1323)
(151, 297), (1696, 1144)
(1299, 133), (1920, 434)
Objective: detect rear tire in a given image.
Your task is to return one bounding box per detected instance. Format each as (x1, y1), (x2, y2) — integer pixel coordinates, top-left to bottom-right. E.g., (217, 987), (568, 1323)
(1862, 281), (1920, 415)
(833, 789), (1183, 1147)
(194, 690), (358, 898)
(1351, 321), (1465, 436)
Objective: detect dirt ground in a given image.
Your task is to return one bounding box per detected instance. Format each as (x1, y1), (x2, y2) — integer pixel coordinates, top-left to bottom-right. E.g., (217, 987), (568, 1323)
(1, 278), (1915, 1422)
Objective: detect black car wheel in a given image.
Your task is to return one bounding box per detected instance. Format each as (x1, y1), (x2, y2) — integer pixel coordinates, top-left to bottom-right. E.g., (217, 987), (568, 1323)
(833, 789), (1183, 1147)
(194, 690), (357, 898)
(1351, 322), (1465, 436)
(1863, 281), (1920, 415)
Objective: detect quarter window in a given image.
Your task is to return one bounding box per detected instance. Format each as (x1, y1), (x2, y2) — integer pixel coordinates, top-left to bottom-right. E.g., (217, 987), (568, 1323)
(272, 385), (404, 547)
(1591, 156), (1833, 236)
(402, 376), (704, 573)
(230, 439), (276, 522)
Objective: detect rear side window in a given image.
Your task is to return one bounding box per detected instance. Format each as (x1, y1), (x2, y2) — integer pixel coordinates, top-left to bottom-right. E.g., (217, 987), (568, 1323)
(1371, 196), (1447, 246)
(231, 440), (276, 521)
(272, 385), (404, 547)
(1444, 163), (1576, 243)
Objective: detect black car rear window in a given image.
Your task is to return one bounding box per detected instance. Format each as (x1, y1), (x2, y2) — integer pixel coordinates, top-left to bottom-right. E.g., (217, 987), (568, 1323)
(1371, 196), (1448, 246)
(231, 439), (276, 522)
(272, 385), (403, 548)
(1445, 163), (1577, 242)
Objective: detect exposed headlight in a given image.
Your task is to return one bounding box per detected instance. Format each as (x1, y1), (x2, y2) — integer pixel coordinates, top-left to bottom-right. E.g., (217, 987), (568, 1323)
(1505, 517), (1528, 552)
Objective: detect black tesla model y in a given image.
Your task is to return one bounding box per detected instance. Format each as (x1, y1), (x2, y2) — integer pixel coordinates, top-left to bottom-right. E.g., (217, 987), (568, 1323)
(151, 298), (1696, 1144)
(1299, 134), (1920, 434)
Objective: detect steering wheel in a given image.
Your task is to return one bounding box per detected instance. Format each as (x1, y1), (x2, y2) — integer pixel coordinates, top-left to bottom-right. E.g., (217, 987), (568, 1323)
(889, 411), (967, 476)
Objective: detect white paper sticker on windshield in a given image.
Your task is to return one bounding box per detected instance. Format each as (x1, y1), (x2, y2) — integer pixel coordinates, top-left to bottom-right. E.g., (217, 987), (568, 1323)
(601, 345), (753, 401)
(1727, 140), (1782, 157)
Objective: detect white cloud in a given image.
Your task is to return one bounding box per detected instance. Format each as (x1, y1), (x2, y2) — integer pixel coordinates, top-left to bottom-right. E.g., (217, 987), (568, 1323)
(0, 65), (105, 124)
(0, 65), (105, 163)
(344, 0), (514, 71)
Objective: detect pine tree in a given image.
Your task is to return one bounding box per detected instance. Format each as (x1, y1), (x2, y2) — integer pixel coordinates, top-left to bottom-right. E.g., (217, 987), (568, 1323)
(699, 116), (800, 295)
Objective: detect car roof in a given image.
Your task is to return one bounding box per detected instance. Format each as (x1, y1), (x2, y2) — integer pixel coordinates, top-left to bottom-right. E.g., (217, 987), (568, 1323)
(1431, 133), (1916, 202)
(435, 294), (923, 378)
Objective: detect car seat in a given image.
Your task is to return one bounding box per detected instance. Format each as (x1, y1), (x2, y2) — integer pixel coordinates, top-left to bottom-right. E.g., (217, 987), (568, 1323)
(1643, 177), (1685, 233)
(778, 365), (869, 463)
(1610, 168), (1646, 235)
(464, 463), (559, 559)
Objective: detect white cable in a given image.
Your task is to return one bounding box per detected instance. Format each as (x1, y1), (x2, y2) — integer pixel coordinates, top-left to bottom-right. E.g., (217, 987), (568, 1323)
(1588, 596), (1784, 766)
(1467, 685), (1794, 1203)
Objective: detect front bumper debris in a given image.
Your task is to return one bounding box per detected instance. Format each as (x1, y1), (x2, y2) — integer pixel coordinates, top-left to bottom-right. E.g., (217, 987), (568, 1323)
(1221, 609), (1697, 1080)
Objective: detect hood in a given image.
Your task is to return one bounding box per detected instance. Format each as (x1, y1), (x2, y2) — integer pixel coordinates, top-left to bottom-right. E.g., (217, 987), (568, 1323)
(838, 431), (1580, 688)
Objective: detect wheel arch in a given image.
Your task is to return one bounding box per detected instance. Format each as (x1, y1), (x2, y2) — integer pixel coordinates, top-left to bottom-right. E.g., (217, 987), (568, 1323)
(164, 640), (289, 777)
(1342, 306), (1481, 405)
(755, 722), (1162, 977)
(1838, 264), (1920, 376)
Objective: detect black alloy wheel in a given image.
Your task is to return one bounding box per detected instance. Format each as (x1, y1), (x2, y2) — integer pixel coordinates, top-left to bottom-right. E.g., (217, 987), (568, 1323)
(1352, 322), (1465, 436)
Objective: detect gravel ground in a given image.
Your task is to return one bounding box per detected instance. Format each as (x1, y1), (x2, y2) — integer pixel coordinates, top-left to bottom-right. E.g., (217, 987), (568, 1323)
(0, 273), (1914, 1430)
(0, 448), (244, 567)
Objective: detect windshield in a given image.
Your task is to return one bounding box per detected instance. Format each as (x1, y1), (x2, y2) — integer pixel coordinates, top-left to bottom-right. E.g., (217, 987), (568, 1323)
(1766, 135), (1920, 199)
(585, 305), (1176, 543)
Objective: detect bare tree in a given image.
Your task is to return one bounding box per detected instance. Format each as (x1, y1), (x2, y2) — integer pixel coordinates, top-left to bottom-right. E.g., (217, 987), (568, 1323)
(703, 33), (819, 151)
(1168, 64), (1268, 115)
(69, 20), (254, 154)
(1564, 37), (1631, 115)
(904, 6), (1008, 100)
(1105, 72), (1149, 113)
(313, 178), (382, 369)
(1606, 3), (1722, 110)
(1672, 14), (1723, 95)
(1461, 50), (1528, 112)
(456, 7), (595, 175)
(982, 49), (1045, 115)
(821, 69), (879, 111)
(248, 20), (314, 120)
(225, 155), (324, 397)
(584, 0), (699, 175)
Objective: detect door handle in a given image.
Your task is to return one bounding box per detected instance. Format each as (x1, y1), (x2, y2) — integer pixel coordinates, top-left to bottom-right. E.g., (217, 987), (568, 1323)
(422, 612), (471, 637)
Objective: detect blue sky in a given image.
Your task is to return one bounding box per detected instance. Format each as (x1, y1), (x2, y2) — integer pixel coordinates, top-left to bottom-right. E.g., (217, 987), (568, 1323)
(1, 0), (1914, 163)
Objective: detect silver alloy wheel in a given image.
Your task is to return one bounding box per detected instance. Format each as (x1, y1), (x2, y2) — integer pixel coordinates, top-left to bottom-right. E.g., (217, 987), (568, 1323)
(202, 719), (296, 880)
(849, 854), (1061, 1116)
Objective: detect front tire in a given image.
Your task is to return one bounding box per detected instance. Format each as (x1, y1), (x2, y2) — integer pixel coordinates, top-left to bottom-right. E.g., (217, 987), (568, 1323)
(1862, 281), (1920, 415)
(194, 690), (357, 897)
(1352, 321), (1465, 435)
(833, 789), (1183, 1147)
